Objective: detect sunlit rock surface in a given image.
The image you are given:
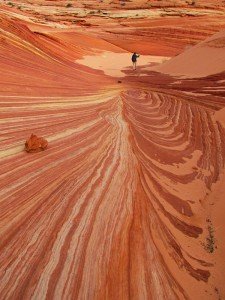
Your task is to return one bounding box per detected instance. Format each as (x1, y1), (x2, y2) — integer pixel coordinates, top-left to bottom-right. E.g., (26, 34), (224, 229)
(1, 0), (225, 55)
(0, 2), (225, 300)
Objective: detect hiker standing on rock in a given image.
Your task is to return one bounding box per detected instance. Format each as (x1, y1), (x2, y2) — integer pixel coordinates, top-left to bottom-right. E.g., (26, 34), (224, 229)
(132, 52), (140, 70)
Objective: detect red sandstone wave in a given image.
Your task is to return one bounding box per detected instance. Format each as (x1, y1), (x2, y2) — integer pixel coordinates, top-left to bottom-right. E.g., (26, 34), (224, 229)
(153, 29), (225, 78)
(0, 8), (225, 300)
(1, 0), (225, 56)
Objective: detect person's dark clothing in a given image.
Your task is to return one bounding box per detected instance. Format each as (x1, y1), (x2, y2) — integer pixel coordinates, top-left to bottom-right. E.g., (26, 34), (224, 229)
(132, 53), (139, 62)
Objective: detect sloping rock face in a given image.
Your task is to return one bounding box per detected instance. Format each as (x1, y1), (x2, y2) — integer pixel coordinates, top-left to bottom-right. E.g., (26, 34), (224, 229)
(0, 5), (225, 300)
(154, 29), (225, 78)
(25, 134), (48, 152)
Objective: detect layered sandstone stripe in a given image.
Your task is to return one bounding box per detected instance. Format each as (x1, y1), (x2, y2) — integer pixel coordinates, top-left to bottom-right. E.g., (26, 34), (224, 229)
(1, 89), (225, 299)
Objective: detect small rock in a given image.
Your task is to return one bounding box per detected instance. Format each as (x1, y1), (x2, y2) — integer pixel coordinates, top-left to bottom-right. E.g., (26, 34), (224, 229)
(25, 134), (48, 153)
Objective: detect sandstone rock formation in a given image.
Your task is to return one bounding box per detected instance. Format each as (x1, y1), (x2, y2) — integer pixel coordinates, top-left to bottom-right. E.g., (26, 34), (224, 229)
(1, 0), (225, 56)
(25, 134), (48, 153)
(153, 29), (225, 78)
(0, 2), (225, 300)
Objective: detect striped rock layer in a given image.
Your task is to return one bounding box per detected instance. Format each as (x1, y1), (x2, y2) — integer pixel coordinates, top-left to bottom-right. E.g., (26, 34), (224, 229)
(0, 9), (225, 300)
(1, 0), (225, 55)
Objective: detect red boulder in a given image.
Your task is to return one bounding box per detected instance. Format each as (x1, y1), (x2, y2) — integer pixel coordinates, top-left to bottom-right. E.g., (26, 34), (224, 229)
(25, 134), (48, 153)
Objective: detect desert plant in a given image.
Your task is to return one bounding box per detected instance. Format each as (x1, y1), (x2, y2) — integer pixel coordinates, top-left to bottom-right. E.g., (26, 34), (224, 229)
(66, 3), (72, 8)
(204, 220), (215, 253)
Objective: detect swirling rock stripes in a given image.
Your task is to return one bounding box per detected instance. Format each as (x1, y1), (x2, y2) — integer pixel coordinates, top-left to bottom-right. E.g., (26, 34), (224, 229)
(1, 89), (224, 299)
(1, 10), (225, 300)
(2, 1), (225, 56)
(0, 94), (134, 299)
(0, 16), (114, 98)
(0, 91), (187, 299)
(122, 89), (225, 296)
(123, 89), (225, 215)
